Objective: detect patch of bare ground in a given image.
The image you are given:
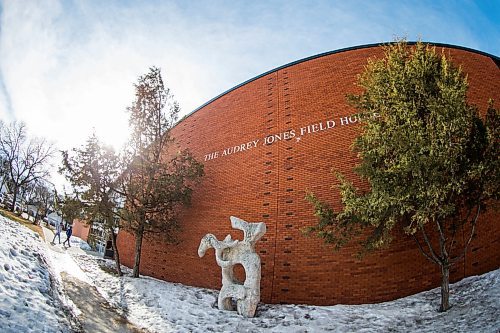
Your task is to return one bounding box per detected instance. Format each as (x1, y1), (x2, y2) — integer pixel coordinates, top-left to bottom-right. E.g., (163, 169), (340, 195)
(61, 272), (146, 333)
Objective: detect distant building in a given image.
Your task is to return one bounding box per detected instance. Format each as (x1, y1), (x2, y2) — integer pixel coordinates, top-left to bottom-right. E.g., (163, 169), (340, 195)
(72, 219), (90, 241)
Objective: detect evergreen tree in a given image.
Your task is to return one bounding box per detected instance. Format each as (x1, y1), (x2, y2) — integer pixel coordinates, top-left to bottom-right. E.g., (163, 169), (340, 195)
(118, 67), (204, 278)
(56, 192), (82, 228)
(306, 41), (499, 312)
(61, 134), (123, 276)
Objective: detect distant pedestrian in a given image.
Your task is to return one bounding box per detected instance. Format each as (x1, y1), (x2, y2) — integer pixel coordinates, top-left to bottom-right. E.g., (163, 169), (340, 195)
(51, 220), (62, 244)
(63, 225), (73, 247)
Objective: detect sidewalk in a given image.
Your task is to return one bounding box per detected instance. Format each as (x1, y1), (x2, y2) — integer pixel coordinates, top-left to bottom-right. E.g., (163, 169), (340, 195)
(42, 225), (146, 332)
(41, 225), (93, 255)
(63, 272), (146, 333)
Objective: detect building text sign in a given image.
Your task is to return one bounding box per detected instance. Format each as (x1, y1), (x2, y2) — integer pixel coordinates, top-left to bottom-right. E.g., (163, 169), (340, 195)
(204, 113), (379, 162)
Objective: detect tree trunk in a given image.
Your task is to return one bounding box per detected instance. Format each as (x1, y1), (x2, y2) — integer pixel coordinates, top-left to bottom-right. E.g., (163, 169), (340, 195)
(439, 264), (451, 312)
(110, 230), (123, 276)
(133, 223), (145, 278)
(10, 188), (18, 212)
(0, 176), (6, 198)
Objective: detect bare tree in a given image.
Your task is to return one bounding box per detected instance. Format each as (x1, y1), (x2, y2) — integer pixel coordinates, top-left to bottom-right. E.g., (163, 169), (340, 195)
(30, 181), (55, 224)
(0, 121), (55, 212)
(0, 154), (9, 196)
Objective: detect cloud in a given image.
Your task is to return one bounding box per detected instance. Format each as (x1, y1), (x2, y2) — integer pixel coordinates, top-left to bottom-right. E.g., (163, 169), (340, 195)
(0, 0), (497, 158)
(0, 73), (13, 121)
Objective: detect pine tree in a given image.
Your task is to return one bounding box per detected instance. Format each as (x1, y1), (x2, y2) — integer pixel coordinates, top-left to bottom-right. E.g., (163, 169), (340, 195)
(306, 41), (499, 312)
(61, 134), (124, 276)
(118, 67), (204, 278)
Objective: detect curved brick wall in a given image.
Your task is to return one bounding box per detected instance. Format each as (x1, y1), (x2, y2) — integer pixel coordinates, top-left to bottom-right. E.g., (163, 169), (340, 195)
(117, 43), (500, 305)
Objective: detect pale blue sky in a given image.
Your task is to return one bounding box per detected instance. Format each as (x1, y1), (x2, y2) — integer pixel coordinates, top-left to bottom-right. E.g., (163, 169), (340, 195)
(0, 0), (498, 152)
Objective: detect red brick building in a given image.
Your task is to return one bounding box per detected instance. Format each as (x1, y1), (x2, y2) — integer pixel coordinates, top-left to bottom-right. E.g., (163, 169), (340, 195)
(72, 219), (90, 242)
(117, 43), (500, 305)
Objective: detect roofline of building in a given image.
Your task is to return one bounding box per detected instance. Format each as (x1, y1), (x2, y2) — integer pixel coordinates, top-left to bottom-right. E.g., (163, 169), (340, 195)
(178, 41), (500, 125)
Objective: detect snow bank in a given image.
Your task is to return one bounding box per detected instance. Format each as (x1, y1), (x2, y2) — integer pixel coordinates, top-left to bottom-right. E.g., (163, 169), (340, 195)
(0, 216), (73, 333)
(1, 213), (499, 333)
(72, 254), (500, 333)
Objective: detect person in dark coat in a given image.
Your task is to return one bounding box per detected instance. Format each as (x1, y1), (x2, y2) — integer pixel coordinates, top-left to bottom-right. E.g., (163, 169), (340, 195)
(63, 225), (73, 247)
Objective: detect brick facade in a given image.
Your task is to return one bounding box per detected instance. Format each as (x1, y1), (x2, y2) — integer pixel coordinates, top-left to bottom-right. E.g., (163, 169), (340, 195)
(117, 43), (500, 305)
(72, 219), (90, 242)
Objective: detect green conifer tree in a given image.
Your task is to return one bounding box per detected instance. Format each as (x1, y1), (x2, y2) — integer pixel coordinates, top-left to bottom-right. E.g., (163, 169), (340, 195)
(306, 41), (499, 312)
(61, 134), (123, 276)
(118, 67), (204, 278)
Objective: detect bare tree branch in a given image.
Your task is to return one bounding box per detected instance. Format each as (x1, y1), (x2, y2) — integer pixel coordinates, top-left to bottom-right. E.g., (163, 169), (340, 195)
(412, 234), (440, 265)
(0, 122), (55, 211)
(420, 226), (442, 264)
(450, 204), (480, 264)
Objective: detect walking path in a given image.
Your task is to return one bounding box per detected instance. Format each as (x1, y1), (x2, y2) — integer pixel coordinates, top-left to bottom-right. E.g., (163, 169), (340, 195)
(42, 226), (146, 333)
(62, 272), (145, 333)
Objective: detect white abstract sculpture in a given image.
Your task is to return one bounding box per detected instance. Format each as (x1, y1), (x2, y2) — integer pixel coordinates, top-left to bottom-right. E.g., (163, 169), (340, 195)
(198, 216), (266, 318)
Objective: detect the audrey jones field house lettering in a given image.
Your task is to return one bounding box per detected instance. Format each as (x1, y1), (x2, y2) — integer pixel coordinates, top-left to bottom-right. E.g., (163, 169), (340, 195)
(115, 43), (500, 306)
(204, 115), (375, 161)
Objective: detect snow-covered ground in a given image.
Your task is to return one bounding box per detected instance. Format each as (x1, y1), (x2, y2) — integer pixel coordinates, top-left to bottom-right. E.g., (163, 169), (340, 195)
(1, 215), (499, 333)
(0, 216), (74, 333)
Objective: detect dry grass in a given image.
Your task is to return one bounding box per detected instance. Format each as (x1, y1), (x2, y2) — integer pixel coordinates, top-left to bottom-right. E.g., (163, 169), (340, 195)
(0, 208), (45, 239)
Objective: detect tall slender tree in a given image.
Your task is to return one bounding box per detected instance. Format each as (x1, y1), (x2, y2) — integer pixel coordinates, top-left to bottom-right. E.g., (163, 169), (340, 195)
(61, 134), (123, 275)
(306, 41), (499, 312)
(118, 67), (204, 278)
